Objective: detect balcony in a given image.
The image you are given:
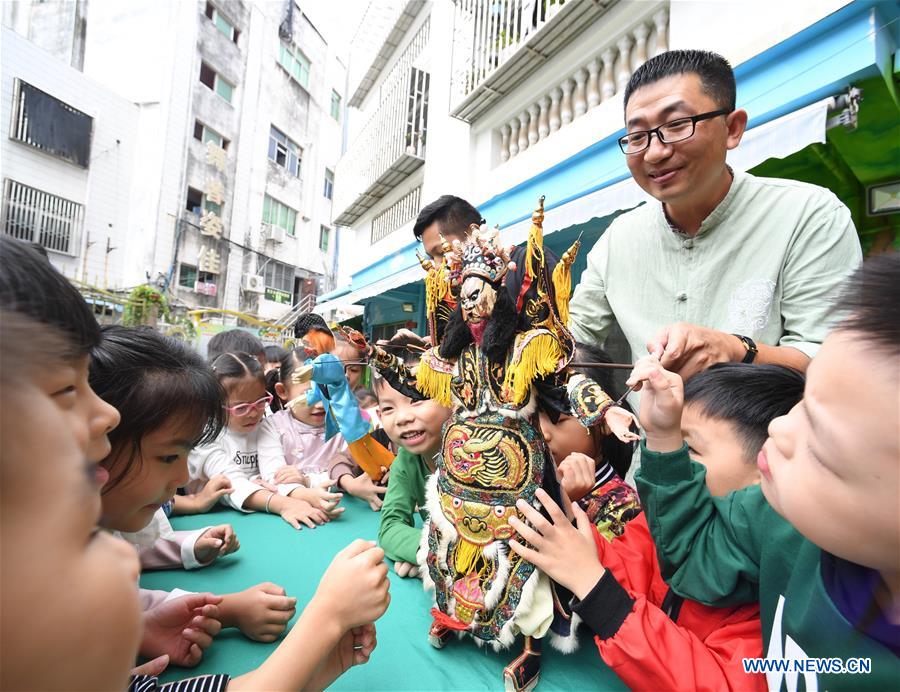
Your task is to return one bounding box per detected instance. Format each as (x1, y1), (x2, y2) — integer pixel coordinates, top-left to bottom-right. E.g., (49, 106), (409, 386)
(450, 0), (624, 121)
(333, 20), (430, 226)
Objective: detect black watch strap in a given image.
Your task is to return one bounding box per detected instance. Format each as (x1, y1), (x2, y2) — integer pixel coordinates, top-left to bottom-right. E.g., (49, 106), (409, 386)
(733, 334), (758, 363)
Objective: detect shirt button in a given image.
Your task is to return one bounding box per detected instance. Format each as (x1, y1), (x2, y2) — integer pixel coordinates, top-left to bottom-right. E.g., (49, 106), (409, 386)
(677, 293), (687, 302)
(683, 239), (694, 249)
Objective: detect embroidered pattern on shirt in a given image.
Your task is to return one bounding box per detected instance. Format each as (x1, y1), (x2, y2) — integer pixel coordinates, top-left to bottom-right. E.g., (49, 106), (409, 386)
(726, 279), (776, 333)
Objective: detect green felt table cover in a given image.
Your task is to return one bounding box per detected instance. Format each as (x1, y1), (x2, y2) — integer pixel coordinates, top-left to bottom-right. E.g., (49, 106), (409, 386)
(140, 497), (626, 691)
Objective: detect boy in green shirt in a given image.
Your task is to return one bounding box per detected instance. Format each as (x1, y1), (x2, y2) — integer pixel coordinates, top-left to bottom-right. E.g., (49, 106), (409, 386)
(376, 375), (451, 577)
(629, 253), (900, 690)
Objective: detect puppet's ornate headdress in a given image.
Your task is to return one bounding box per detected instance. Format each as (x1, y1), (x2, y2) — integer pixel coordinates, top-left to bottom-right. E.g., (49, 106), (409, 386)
(447, 226), (515, 287)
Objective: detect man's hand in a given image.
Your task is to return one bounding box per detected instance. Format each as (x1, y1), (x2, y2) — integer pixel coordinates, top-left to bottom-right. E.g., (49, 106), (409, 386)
(508, 489), (604, 600)
(647, 322), (743, 381)
(626, 356), (684, 453)
(378, 328), (430, 352)
(219, 583), (297, 643)
(140, 593), (223, 667)
(194, 524), (240, 564)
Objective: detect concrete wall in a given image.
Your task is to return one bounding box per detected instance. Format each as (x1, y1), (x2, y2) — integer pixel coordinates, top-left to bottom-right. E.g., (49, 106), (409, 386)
(0, 26), (140, 288)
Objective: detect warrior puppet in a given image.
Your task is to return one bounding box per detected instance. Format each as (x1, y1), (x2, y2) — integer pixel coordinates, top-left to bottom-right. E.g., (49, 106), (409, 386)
(365, 197), (638, 691)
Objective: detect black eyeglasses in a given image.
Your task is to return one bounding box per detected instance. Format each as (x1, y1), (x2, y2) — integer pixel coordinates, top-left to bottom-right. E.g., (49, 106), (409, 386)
(618, 109), (731, 155)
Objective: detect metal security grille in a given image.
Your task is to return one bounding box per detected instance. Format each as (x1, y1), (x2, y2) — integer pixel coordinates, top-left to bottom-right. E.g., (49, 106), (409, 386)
(11, 80), (93, 167)
(2, 179), (84, 255)
(371, 186), (421, 244)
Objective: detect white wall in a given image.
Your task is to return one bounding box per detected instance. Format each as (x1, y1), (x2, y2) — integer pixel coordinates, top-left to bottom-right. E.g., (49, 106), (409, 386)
(0, 26), (140, 288)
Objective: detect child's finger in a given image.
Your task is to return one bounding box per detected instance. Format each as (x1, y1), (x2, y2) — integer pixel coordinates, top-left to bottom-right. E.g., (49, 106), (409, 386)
(507, 515), (542, 546)
(131, 654), (170, 677)
(508, 539), (540, 565)
(535, 488), (567, 524)
(191, 615), (222, 636)
(183, 627), (213, 650)
(337, 539), (378, 561)
(373, 485), (388, 494)
(514, 498), (550, 533)
(186, 643), (203, 666)
(268, 595), (297, 613)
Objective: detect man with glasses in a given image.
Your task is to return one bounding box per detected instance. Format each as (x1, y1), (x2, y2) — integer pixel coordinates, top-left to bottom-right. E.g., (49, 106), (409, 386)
(570, 50), (861, 382)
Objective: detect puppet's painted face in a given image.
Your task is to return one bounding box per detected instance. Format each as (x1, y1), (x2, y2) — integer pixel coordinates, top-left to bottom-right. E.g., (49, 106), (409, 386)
(460, 276), (497, 325)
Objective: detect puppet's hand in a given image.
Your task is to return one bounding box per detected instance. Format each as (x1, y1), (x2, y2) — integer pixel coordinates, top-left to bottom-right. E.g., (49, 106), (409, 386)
(603, 406), (640, 443)
(312, 353), (347, 385)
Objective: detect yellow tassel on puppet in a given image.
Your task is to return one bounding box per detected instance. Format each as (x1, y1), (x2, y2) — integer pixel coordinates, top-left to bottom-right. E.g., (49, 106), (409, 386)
(503, 331), (564, 405)
(416, 351), (454, 408)
(524, 196), (546, 284)
(551, 236), (581, 326)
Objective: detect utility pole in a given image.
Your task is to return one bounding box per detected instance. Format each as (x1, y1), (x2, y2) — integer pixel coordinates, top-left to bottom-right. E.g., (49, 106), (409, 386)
(103, 235), (117, 289)
(81, 232), (95, 282)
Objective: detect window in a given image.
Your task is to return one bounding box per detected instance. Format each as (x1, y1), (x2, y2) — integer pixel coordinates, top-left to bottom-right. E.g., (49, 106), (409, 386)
(330, 90), (341, 121)
(278, 42), (310, 89)
(11, 80), (93, 167)
(185, 187), (222, 217)
(199, 62), (233, 103)
(178, 264), (198, 288)
(205, 2), (239, 43)
(323, 169), (334, 200)
(267, 126), (301, 177)
(2, 179), (84, 255)
(319, 225), (330, 252)
(262, 194), (297, 236)
(193, 120), (230, 150)
(262, 259), (294, 302)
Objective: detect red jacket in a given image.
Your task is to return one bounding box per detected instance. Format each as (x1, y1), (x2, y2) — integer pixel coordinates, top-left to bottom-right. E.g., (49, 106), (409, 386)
(572, 512), (765, 692)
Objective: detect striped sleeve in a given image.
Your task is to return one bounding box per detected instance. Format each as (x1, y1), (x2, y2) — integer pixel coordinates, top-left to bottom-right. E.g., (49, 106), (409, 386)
(129, 674), (230, 692)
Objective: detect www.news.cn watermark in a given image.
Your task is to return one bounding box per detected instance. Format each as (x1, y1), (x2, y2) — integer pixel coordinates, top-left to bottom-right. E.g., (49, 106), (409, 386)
(742, 658), (873, 675)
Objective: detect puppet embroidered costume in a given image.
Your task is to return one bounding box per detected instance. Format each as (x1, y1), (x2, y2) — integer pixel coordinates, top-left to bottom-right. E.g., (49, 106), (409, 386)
(367, 198), (638, 692)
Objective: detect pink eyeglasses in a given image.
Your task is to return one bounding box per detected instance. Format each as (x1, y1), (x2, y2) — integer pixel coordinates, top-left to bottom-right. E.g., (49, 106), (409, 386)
(224, 393), (273, 416)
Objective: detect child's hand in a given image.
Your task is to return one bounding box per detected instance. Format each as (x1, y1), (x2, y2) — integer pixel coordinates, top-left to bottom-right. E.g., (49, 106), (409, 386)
(195, 474), (233, 511)
(291, 479), (345, 514)
(280, 498), (329, 529)
(274, 465), (307, 485)
(626, 355), (685, 452)
(194, 524), (240, 564)
(140, 593), (223, 667)
(131, 654), (170, 677)
(558, 453), (596, 502)
(393, 561), (420, 578)
(339, 472), (388, 511)
(219, 582), (297, 643)
(314, 540), (390, 631)
(603, 406), (641, 443)
(508, 488), (605, 600)
(307, 623), (378, 690)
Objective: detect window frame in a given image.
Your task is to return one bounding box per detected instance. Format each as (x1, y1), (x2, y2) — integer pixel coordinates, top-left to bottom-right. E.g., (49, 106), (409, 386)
(205, 2), (239, 43)
(330, 90), (341, 121)
(278, 41), (310, 89)
(267, 126), (301, 177)
(262, 194), (298, 236)
(193, 120), (230, 150)
(323, 169), (334, 200)
(319, 225), (330, 252)
(199, 62), (234, 104)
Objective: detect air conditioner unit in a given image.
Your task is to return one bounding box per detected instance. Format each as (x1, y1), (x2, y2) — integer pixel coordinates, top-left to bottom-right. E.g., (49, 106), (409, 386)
(262, 224), (286, 243)
(241, 273), (265, 293)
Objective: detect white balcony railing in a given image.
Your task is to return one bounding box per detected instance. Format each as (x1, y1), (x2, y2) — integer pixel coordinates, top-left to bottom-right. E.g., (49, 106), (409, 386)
(333, 19), (430, 226)
(497, 6), (669, 163)
(450, 0), (622, 121)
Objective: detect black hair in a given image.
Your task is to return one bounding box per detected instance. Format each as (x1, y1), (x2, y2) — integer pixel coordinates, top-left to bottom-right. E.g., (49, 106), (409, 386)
(571, 342), (635, 479)
(413, 195), (484, 241)
(0, 236), (100, 359)
(293, 312), (331, 340)
(624, 49), (736, 113)
(834, 251), (900, 358)
(264, 344), (289, 364)
(354, 387), (376, 402)
(684, 363), (805, 462)
(266, 347), (310, 412)
(90, 326), (226, 491)
(210, 351), (267, 393)
(206, 328), (264, 362)
(438, 282), (518, 366)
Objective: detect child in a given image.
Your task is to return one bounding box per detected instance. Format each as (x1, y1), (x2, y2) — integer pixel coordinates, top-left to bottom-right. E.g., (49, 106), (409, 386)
(512, 363), (805, 690)
(263, 344), (288, 374)
(186, 350), (336, 529)
(376, 374), (452, 577)
(91, 327), (302, 648)
(206, 328), (265, 366)
(262, 348), (385, 511)
(630, 253), (900, 690)
(0, 240), (390, 691)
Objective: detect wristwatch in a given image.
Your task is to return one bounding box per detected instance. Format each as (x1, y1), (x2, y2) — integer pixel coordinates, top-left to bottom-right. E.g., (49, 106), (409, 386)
(733, 334), (758, 363)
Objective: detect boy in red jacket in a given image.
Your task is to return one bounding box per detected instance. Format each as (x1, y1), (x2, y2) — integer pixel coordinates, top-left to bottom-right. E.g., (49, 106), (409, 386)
(512, 363), (804, 691)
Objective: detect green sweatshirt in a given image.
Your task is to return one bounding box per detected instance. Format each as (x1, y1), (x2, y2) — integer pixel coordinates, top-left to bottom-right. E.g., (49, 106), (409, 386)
(378, 447), (431, 564)
(635, 443), (899, 691)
